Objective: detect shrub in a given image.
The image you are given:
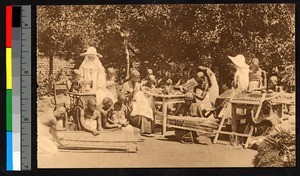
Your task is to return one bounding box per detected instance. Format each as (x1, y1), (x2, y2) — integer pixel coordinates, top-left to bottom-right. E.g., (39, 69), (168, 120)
(253, 128), (296, 167)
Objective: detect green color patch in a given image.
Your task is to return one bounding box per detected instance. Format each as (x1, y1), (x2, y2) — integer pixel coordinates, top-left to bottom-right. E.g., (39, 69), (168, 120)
(6, 90), (12, 131)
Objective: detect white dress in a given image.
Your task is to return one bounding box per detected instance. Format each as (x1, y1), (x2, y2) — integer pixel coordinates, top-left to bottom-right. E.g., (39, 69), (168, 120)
(121, 82), (153, 120)
(79, 57), (115, 105)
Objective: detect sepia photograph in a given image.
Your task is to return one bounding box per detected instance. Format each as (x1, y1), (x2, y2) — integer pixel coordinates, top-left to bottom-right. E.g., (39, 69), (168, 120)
(36, 4), (296, 168)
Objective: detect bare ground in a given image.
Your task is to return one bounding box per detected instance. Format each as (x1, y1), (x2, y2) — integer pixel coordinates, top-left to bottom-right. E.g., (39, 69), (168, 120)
(38, 130), (258, 168)
(37, 97), (294, 168)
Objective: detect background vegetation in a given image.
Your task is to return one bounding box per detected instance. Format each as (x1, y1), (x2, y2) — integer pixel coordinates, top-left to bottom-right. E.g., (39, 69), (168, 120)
(37, 4), (295, 94)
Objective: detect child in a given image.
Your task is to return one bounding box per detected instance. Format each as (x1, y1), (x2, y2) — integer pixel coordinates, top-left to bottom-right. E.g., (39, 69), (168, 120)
(143, 75), (156, 89)
(267, 76), (283, 93)
(193, 75), (214, 118)
(69, 69), (82, 92)
(98, 97), (122, 129)
(80, 97), (102, 136)
(108, 93), (129, 127)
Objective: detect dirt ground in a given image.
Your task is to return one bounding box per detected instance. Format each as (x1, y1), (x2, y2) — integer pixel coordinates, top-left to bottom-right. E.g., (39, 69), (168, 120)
(38, 130), (258, 168)
(37, 97), (295, 168)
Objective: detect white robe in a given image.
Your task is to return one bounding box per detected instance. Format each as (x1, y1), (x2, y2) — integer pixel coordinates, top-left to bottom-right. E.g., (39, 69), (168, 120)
(79, 56), (115, 105)
(235, 67), (250, 91)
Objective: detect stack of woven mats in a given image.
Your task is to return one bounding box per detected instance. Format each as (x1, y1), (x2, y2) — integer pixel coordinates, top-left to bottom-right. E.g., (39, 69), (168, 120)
(57, 130), (143, 153)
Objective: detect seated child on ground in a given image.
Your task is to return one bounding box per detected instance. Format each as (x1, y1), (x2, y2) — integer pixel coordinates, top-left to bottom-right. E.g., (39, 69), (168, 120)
(97, 97), (122, 129)
(108, 93), (129, 127)
(252, 100), (282, 136)
(80, 97), (102, 136)
(52, 90), (71, 130)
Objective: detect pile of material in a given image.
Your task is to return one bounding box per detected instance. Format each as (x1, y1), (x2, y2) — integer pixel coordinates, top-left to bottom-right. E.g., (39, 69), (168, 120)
(143, 87), (184, 96)
(167, 116), (219, 133)
(218, 90), (294, 104)
(57, 131), (142, 153)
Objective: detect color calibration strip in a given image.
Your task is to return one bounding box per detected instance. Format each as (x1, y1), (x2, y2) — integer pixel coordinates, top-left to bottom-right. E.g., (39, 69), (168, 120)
(6, 5), (31, 171)
(6, 5), (14, 171)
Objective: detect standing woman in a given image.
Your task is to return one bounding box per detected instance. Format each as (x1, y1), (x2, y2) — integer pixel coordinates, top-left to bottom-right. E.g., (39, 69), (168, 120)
(121, 70), (154, 134)
(228, 54), (250, 91)
(79, 47), (115, 105)
(218, 55), (250, 119)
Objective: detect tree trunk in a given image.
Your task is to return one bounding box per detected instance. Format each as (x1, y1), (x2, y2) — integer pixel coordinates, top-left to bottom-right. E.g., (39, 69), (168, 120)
(125, 39), (130, 79)
(49, 55), (54, 77)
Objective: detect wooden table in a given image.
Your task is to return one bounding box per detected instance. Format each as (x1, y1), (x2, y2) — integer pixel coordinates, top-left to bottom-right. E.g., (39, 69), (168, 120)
(214, 91), (294, 148)
(150, 94), (185, 136)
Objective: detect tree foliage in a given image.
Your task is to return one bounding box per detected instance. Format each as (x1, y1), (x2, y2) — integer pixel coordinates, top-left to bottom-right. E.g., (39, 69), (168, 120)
(37, 4), (295, 86)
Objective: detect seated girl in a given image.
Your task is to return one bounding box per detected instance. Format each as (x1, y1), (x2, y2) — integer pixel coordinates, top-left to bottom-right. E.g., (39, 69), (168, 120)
(107, 93), (129, 127)
(192, 74), (215, 118)
(248, 58), (267, 92)
(79, 97), (102, 136)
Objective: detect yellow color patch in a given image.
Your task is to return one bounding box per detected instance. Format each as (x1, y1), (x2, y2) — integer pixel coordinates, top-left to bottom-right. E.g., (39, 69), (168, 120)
(6, 48), (12, 89)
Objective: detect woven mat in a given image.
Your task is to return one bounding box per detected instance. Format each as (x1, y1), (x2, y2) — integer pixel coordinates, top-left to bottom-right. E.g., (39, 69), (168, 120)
(57, 131), (140, 153)
(218, 90), (294, 104)
(58, 130), (143, 143)
(167, 116), (219, 132)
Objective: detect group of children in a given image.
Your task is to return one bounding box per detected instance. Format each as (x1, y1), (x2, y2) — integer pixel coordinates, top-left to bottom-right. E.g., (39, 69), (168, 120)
(41, 53), (293, 148)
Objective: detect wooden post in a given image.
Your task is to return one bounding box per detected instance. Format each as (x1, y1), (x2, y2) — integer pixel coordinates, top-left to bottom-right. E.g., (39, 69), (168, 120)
(231, 103), (237, 132)
(162, 97), (167, 136)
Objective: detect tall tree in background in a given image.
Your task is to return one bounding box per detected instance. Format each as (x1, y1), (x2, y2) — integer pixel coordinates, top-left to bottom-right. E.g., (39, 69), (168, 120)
(37, 4), (295, 86)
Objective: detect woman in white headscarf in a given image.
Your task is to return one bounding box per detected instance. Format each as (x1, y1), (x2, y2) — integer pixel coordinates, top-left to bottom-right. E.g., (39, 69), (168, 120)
(228, 54), (250, 91)
(218, 54), (250, 120)
(79, 47), (115, 105)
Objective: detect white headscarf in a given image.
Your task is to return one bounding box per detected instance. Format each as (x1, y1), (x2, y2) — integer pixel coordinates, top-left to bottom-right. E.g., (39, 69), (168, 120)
(79, 55), (106, 91)
(228, 55), (250, 91)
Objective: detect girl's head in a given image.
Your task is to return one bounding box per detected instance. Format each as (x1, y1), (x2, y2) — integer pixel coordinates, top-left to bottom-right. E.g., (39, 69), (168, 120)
(130, 69), (141, 83)
(163, 71), (171, 79)
(262, 100), (273, 115)
(268, 76), (278, 87)
(250, 58), (260, 71)
(87, 97), (97, 112)
(113, 102), (122, 111)
(117, 93), (126, 103)
(196, 75), (206, 89)
(102, 97), (113, 111)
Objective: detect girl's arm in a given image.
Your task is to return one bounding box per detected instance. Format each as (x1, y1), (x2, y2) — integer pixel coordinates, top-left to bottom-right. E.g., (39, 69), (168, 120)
(103, 110), (121, 129)
(193, 85), (208, 101)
